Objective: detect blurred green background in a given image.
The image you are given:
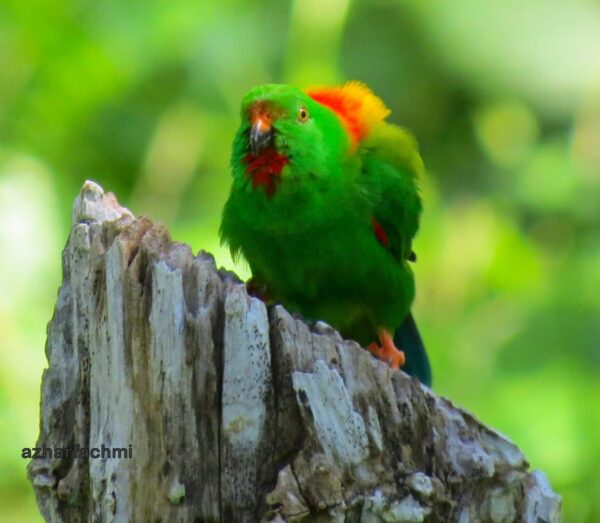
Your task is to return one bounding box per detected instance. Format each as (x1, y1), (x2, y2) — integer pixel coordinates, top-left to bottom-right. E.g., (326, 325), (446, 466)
(1, 0), (599, 521)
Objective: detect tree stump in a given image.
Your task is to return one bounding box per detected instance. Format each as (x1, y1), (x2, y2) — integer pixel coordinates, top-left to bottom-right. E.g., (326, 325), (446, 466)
(28, 181), (561, 522)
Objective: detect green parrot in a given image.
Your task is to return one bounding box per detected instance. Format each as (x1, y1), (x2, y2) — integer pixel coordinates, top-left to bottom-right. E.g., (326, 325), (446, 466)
(220, 82), (431, 386)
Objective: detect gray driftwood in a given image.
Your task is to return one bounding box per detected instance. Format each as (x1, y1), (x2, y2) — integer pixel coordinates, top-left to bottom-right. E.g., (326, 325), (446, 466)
(28, 181), (561, 523)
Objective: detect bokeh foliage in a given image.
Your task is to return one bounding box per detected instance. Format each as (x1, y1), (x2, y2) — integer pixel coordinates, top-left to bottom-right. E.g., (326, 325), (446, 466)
(1, 0), (599, 521)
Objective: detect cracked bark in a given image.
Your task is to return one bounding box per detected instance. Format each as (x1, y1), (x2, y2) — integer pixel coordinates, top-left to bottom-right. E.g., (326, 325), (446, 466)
(28, 181), (562, 523)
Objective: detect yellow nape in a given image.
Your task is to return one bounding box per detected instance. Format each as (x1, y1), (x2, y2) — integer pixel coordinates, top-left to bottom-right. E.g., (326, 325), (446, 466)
(306, 81), (391, 144)
(340, 80), (391, 126)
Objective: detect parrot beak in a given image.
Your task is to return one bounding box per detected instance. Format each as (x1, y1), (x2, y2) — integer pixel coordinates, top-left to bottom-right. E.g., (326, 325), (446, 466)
(249, 113), (274, 155)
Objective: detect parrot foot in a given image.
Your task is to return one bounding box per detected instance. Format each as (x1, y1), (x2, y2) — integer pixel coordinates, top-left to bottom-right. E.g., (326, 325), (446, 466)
(246, 278), (272, 302)
(367, 329), (406, 370)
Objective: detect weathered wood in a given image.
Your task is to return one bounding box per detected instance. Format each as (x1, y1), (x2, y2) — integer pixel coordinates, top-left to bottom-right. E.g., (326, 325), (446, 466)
(28, 181), (561, 522)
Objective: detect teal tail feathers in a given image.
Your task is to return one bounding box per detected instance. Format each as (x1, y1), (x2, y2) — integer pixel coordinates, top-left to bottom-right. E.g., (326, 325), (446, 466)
(394, 312), (432, 387)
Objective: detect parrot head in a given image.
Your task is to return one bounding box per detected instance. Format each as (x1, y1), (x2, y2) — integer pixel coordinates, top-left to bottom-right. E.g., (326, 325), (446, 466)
(233, 82), (391, 196)
(241, 84), (317, 157)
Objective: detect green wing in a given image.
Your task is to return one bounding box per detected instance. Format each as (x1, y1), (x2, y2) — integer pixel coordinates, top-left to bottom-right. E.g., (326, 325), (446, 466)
(360, 123), (431, 385)
(359, 122), (424, 262)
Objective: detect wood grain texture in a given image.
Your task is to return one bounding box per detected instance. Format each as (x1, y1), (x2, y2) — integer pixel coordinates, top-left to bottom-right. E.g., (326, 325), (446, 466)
(28, 181), (561, 523)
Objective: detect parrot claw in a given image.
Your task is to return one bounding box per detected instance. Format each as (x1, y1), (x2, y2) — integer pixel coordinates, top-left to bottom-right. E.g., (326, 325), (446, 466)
(246, 278), (272, 302)
(367, 329), (406, 369)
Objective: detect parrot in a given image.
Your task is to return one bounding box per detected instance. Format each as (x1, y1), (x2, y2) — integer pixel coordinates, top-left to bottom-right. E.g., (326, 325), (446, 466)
(220, 82), (431, 386)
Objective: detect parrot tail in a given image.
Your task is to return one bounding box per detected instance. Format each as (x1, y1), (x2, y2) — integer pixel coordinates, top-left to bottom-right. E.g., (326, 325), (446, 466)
(394, 312), (432, 387)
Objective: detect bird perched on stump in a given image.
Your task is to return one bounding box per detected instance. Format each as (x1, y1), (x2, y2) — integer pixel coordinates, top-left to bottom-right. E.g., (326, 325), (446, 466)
(220, 81), (432, 386)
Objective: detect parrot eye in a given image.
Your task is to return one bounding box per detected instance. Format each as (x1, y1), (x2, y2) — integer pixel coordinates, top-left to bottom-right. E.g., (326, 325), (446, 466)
(297, 107), (309, 123)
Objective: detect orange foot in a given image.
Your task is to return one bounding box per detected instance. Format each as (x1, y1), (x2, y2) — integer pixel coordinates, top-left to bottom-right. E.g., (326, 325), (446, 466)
(368, 329), (406, 370)
(246, 278), (272, 302)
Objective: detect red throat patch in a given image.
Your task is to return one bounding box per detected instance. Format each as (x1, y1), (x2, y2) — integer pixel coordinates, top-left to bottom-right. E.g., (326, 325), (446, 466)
(244, 150), (289, 197)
